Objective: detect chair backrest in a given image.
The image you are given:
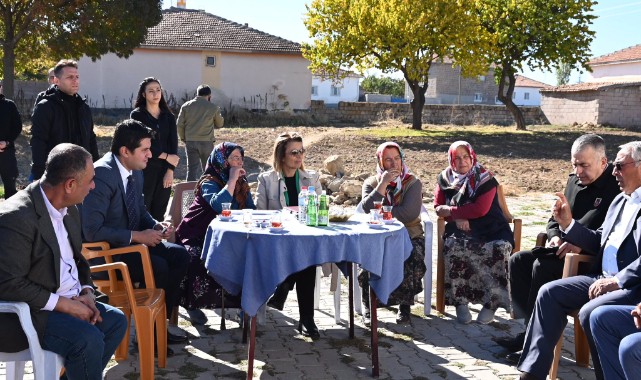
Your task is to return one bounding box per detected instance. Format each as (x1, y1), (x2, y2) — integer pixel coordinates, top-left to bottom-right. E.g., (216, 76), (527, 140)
(166, 181), (197, 243)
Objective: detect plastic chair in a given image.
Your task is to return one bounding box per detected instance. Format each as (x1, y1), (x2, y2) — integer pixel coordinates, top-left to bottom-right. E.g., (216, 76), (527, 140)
(435, 184), (522, 313)
(0, 301), (64, 380)
(419, 208), (434, 315)
(314, 263), (361, 323)
(82, 243), (167, 380)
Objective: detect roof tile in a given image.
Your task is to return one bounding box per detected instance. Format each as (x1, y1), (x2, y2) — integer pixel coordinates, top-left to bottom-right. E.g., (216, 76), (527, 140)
(588, 44), (641, 65)
(515, 74), (550, 88)
(142, 7), (301, 54)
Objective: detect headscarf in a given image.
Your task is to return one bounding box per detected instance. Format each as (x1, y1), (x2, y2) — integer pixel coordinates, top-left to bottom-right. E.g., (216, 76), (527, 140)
(438, 140), (495, 206)
(376, 142), (415, 206)
(197, 141), (250, 208)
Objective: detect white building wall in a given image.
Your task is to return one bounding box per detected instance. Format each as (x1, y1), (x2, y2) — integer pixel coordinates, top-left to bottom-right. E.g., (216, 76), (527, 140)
(79, 49), (202, 109)
(512, 87), (542, 106)
(219, 52), (311, 110)
(588, 61), (641, 79)
(311, 76), (359, 104)
(79, 49), (312, 111)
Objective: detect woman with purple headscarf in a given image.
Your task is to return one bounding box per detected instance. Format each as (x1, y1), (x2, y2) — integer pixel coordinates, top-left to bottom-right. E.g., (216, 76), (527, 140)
(175, 142), (255, 324)
(357, 141), (426, 325)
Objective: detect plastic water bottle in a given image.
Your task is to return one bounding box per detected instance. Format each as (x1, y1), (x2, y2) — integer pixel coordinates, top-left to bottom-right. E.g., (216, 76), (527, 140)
(318, 190), (329, 226)
(298, 186), (308, 224)
(307, 186), (317, 226)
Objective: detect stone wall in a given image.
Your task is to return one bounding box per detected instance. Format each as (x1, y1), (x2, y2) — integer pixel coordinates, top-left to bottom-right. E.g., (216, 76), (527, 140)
(7, 80), (49, 117)
(310, 100), (548, 126)
(541, 86), (641, 128)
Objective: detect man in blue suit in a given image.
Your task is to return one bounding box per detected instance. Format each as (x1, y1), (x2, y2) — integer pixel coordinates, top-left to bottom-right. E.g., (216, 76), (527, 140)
(82, 119), (190, 348)
(518, 141), (641, 380)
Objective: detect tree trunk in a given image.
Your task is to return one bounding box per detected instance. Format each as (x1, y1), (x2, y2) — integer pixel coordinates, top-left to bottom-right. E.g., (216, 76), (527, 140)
(2, 43), (16, 99)
(496, 68), (526, 130)
(406, 77), (428, 130)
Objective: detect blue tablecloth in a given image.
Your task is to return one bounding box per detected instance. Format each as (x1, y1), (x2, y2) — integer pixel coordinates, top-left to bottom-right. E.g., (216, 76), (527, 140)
(201, 212), (413, 316)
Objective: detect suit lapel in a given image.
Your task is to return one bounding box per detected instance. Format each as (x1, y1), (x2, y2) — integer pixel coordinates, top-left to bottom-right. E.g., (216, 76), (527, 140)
(601, 196), (625, 246)
(63, 207), (82, 258)
(31, 183), (62, 285)
(109, 153), (129, 209)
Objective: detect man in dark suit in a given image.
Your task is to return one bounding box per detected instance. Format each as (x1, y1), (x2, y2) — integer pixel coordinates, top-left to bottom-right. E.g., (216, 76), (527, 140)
(518, 141), (641, 380)
(500, 134), (620, 359)
(0, 143), (127, 378)
(81, 119), (189, 347)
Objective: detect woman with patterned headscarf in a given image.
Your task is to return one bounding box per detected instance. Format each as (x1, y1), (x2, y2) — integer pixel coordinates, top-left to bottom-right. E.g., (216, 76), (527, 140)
(434, 141), (513, 325)
(357, 141), (426, 325)
(175, 142), (255, 324)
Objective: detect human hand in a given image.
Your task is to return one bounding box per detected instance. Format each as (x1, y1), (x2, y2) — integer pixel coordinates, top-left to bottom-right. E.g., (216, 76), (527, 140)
(163, 170), (174, 188)
(0, 141), (6, 152)
(380, 169), (401, 185)
(588, 277), (620, 299)
(556, 241), (582, 259)
(435, 205), (451, 217)
(73, 294), (102, 324)
(228, 166), (246, 183)
(55, 296), (98, 324)
(546, 236), (563, 248)
(553, 192), (573, 230)
(632, 303), (641, 329)
(155, 221), (174, 239)
(165, 153), (180, 167)
(455, 219), (470, 232)
(132, 229), (164, 247)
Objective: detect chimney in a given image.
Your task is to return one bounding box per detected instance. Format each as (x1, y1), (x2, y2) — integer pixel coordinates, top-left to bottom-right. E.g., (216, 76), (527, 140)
(177, 0), (186, 8)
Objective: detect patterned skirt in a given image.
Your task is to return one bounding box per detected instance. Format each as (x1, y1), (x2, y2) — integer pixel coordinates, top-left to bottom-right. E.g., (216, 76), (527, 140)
(178, 245), (241, 310)
(443, 234), (512, 311)
(359, 236), (426, 306)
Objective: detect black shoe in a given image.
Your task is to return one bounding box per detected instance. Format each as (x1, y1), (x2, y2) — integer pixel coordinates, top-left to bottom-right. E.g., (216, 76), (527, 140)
(494, 332), (525, 352)
(396, 305), (411, 324)
(187, 308), (208, 325)
(167, 330), (188, 344)
(298, 316), (320, 340)
(519, 372), (542, 380)
(362, 309), (371, 327)
(505, 350), (522, 365)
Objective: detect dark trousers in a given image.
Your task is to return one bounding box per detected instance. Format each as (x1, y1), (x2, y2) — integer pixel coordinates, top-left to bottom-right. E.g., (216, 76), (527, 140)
(142, 158), (172, 221)
(277, 265), (316, 318)
(0, 148), (18, 199)
(509, 249), (564, 325)
(120, 241), (190, 317)
(518, 275), (641, 380)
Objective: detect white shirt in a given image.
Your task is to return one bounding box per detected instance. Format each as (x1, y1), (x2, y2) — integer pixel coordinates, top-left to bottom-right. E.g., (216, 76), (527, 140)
(40, 186), (91, 311)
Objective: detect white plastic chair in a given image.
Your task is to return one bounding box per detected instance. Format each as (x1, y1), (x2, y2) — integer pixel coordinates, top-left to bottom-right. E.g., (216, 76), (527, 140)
(0, 301), (64, 380)
(314, 263), (361, 324)
(419, 208), (434, 315)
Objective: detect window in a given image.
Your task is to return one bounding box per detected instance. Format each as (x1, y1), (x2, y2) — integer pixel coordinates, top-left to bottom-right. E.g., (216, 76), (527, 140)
(311, 86), (318, 96)
(477, 75), (486, 82)
(524, 92), (530, 100)
(206, 56), (216, 67)
(494, 96), (503, 104)
(331, 86), (340, 96)
(512, 92), (516, 99)
(474, 93), (483, 102)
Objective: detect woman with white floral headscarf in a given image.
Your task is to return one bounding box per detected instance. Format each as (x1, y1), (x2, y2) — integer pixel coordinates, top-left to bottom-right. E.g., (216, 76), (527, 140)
(357, 141), (426, 325)
(434, 141), (513, 325)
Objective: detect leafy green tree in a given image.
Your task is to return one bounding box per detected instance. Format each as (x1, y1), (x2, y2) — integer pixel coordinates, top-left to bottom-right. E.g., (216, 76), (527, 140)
(361, 75), (405, 98)
(556, 60), (573, 86)
(476, 0), (596, 130)
(0, 0), (162, 98)
(304, 0), (491, 130)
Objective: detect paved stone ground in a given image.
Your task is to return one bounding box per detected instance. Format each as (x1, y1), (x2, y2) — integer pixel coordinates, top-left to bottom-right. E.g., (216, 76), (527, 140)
(1, 194), (597, 379)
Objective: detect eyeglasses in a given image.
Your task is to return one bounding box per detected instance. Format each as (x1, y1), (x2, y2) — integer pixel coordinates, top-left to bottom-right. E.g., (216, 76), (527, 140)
(454, 154), (471, 162)
(288, 148), (306, 156)
(228, 155), (243, 162)
(614, 160), (641, 171)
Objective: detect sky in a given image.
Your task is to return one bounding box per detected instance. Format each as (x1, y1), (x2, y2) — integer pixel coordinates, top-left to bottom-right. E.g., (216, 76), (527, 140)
(162, 0), (641, 86)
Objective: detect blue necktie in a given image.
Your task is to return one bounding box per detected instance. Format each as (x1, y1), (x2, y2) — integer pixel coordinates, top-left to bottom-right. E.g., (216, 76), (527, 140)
(126, 175), (139, 231)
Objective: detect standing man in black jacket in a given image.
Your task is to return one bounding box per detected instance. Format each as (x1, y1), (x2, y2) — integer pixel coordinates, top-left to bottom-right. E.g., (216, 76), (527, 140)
(497, 134), (621, 362)
(30, 59), (99, 180)
(0, 84), (23, 198)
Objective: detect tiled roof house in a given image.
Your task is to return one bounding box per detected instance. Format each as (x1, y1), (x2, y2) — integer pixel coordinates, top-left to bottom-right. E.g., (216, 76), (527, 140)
(540, 44), (641, 127)
(78, 7), (312, 111)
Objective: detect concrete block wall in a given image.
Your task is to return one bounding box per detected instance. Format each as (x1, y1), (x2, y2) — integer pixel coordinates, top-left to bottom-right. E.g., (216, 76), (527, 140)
(597, 88), (641, 127)
(310, 100), (548, 126)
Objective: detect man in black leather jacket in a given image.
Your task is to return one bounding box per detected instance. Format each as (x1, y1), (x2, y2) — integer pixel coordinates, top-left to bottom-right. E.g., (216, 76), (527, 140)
(30, 59), (99, 180)
(0, 84), (23, 198)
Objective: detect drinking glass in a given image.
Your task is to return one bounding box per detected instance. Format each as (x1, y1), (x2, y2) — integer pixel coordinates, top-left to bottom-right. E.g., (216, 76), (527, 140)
(373, 201), (383, 213)
(271, 212), (283, 228)
(221, 202), (232, 218)
(382, 205), (393, 220)
(243, 209), (253, 228)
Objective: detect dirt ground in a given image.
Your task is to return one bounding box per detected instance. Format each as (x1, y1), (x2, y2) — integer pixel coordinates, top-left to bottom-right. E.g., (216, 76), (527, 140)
(14, 122), (641, 195)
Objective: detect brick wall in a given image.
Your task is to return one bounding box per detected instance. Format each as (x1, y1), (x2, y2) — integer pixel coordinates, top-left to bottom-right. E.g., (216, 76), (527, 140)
(310, 100), (548, 126)
(541, 86), (641, 127)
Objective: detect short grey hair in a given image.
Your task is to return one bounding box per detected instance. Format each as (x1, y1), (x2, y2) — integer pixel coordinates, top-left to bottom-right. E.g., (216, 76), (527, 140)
(571, 134), (606, 159)
(619, 141), (641, 164)
(42, 143), (92, 187)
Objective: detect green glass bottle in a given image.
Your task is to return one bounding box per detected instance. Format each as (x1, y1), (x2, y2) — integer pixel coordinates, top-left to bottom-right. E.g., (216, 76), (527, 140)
(318, 190), (329, 226)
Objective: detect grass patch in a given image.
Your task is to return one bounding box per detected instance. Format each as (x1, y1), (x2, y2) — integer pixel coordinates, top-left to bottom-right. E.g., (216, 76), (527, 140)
(327, 336), (372, 353)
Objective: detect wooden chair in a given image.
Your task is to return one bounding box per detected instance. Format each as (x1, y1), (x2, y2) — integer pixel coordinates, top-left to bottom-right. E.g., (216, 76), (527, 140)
(82, 243), (167, 380)
(435, 184), (522, 314)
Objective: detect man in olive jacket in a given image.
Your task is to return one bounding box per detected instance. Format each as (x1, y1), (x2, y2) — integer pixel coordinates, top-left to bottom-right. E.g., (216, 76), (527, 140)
(0, 144), (127, 379)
